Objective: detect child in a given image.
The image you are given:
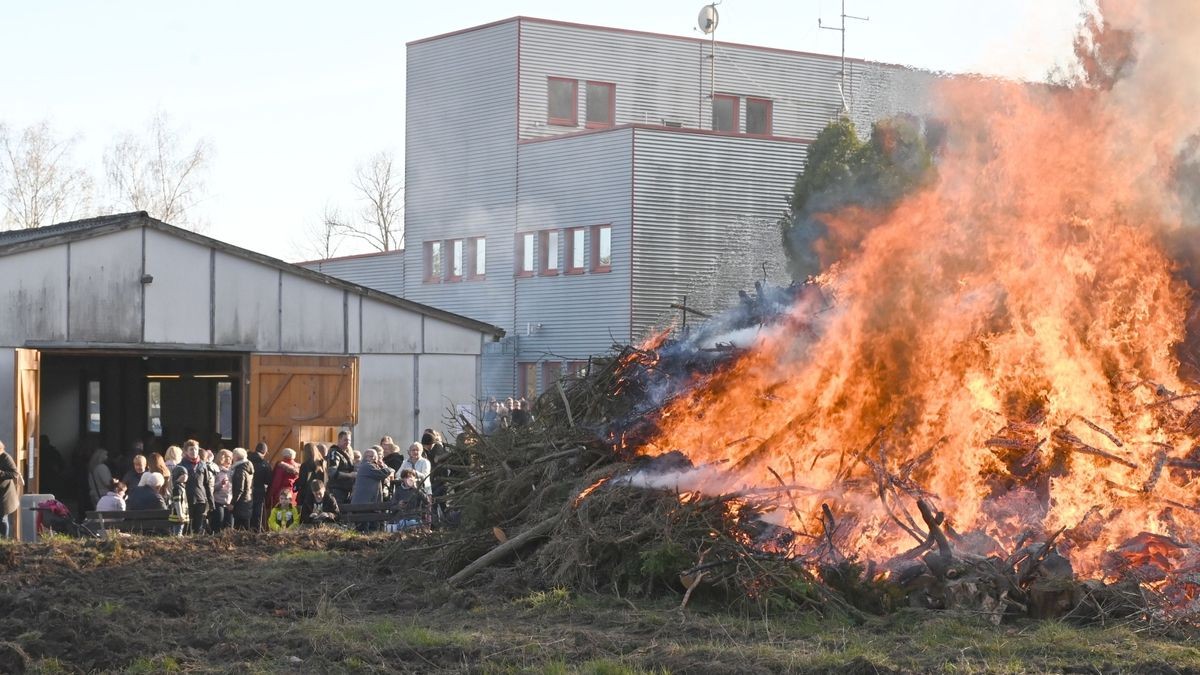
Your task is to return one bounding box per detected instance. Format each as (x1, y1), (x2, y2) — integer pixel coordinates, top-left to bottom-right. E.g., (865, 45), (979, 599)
(169, 466), (190, 536)
(268, 488), (300, 531)
(301, 479), (339, 526)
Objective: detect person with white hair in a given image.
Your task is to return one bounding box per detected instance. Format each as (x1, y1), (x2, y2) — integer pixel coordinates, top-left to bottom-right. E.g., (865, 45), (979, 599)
(128, 471), (168, 510)
(350, 448), (394, 531)
(230, 447), (255, 529)
(267, 448), (300, 513)
(400, 443), (433, 495)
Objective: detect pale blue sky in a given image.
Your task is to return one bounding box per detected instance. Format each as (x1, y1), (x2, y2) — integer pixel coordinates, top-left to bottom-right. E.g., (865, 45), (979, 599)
(0, 1), (1084, 260)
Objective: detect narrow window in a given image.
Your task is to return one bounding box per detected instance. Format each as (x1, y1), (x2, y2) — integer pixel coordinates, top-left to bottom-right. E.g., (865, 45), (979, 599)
(565, 227), (586, 274)
(585, 81), (615, 128)
(746, 98), (773, 135)
(518, 362), (538, 400)
(712, 94), (739, 132)
(424, 241), (444, 282)
(567, 360), (589, 378)
(547, 77), (578, 126)
(449, 239), (464, 281)
(539, 230), (559, 275)
(216, 381), (233, 440)
(467, 237), (486, 279)
(86, 380), (101, 433)
(147, 381), (162, 437)
(591, 224), (612, 272)
(516, 232), (535, 277)
(542, 362), (563, 390)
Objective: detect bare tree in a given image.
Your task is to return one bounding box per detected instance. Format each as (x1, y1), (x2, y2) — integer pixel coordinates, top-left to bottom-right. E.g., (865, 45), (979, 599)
(104, 112), (211, 228)
(329, 151), (403, 252)
(294, 204), (346, 261)
(0, 121), (93, 229)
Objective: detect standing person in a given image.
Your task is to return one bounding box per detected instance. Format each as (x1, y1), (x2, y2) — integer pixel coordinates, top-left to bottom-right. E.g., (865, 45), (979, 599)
(96, 479), (128, 511)
(351, 448), (393, 532)
(164, 445), (182, 471)
(229, 448), (255, 530)
(168, 466), (190, 536)
(400, 443), (433, 495)
(180, 441), (213, 535)
(326, 431), (356, 504)
(128, 473), (168, 511)
(380, 436), (405, 472)
(249, 442), (272, 530)
(511, 399), (531, 428)
(87, 448), (113, 509)
(122, 454), (147, 491)
(210, 449), (234, 532)
(0, 441), (23, 538)
(268, 489), (300, 531)
(297, 442), (326, 506)
(267, 448), (300, 513)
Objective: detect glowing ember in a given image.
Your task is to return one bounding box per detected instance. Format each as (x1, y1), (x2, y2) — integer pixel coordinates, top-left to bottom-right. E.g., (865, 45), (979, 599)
(628, 0), (1200, 582)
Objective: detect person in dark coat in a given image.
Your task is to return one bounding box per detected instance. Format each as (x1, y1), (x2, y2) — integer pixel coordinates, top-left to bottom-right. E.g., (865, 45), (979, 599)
(0, 441), (23, 538)
(325, 431), (356, 504)
(249, 442), (272, 531)
(128, 472), (169, 510)
(300, 479), (339, 526)
(230, 447), (255, 529)
(296, 442), (326, 506)
(180, 441), (213, 535)
(388, 469), (432, 531)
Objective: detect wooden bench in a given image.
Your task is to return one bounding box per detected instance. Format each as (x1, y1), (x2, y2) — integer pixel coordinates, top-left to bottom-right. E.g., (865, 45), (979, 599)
(84, 509), (173, 535)
(338, 502), (429, 531)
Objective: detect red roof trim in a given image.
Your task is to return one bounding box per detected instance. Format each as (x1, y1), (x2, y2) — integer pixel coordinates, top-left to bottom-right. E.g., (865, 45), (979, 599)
(294, 248), (405, 266)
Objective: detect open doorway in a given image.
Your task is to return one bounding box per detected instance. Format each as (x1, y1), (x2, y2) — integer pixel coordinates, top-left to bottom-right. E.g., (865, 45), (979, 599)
(38, 351), (244, 515)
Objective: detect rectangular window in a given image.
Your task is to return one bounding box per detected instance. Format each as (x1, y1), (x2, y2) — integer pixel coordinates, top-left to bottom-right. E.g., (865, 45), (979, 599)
(565, 227), (586, 274)
(746, 98), (773, 136)
(712, 94), (739, 132)
(147, 381), (162, 437)
(591, 224), (612, 272)
(547, 77), (578, 126)
(449, 239), (464, 281)
(86, 380), (101, 433)
(567, 360), (589, 378)
(518, 362), (538, 400)
(424, 241), (443, 282)
(585, 81), (615, 128)
(542, 362), (563, 391)
(539, 230), (559, 275)
(516, 232), (535, 277)
(467, 237), (486, 279)
(216, 381), (233, 440)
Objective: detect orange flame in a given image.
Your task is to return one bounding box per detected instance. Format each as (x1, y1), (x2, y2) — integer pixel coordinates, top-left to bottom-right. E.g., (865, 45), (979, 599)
(635, 1), (1200, 578)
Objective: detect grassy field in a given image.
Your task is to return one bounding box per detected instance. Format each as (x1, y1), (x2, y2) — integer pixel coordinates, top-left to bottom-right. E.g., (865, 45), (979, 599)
(1, 530), (1198, 674)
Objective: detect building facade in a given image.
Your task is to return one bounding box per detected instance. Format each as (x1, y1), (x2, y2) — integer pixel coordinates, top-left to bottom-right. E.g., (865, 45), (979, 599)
(313, 16), (936, 398)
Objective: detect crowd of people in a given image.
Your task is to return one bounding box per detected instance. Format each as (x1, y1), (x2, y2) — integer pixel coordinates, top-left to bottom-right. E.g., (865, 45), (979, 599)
(81, 429), (449, 535)
(480, 396), (534, 435)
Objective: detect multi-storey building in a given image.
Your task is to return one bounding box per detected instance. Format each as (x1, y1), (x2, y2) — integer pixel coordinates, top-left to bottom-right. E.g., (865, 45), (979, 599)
(309, 16), (934, 399)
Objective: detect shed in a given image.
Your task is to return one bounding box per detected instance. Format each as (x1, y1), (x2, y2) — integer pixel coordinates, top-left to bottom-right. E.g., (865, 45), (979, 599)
(0, 212), (503, 503)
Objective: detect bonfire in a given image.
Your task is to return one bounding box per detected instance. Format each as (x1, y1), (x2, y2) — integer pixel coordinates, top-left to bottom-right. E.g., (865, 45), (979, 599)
(441, 0), (1200, 627)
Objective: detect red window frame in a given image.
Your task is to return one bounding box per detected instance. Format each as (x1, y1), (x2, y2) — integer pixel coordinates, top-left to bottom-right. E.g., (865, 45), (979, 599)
(584, 81), (616, 129)
(446, 238), (464, 282)
(516, 232), (535, 278)
(542, 361), (563, 390)
(539, 229), (559, 276)
(712, 94), (739, 132)
(423, 241), (443, 283)
(746, 97), (773, 136)
(590, 224), (612, 273)
(466, 236), (486, 280)
(547, 77), (578, 127)
(567, 360), (589, 378)
(564, 227), (586, 274)
(518, 362), (538, 400)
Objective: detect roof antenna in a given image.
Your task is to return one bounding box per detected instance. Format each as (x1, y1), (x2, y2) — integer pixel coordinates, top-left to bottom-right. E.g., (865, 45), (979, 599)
(819, 0), (869, 114)
(698, 3), (721, 123)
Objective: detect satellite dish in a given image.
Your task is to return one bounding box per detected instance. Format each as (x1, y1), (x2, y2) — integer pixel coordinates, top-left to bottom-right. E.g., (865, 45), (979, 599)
(698, 4), (719, 34)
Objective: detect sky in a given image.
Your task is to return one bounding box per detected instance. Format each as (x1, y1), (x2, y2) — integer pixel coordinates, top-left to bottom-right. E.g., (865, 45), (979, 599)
(0, 1), (1086, 261)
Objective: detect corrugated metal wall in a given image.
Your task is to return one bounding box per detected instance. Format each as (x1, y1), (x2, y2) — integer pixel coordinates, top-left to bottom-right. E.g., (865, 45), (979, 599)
(515, 129), (633, 381)
(299, 250), (406, 298)
(630, 128), (807, 338)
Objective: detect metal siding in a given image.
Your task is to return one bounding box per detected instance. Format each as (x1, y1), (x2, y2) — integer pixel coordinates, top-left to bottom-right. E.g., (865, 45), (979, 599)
(143, 228), (211, 345)
(630, 128), (806, 337)
(357, 354), (416, 450)
(516, 129), (633, 368)
(416, 353), (479, 438)
(518, 20), (938, 141)
(66, 228), (143, 343)
(301, 251), (405, 297)
(0, 246), (68, 346)
(278, 274), (348, 353)
(404, 21), (518, 334)
(359, 296), (422, 354)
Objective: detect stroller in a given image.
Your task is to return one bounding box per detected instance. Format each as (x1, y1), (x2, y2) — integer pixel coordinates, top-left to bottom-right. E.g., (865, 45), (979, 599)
(33, 499), (99, 538)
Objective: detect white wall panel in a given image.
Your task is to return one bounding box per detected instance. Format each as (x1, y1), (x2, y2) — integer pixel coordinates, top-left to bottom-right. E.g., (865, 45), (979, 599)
(143, 228), (211, 345)
(214, 252), (281, 350)
(357, 354), (416, 449)
(67, 229), (142, 343)
(416, 354), (478, 438)
(424, 320), (484, 356)
(0, 246), (68, 346)
(279, 274), (347, 353)
(360, 297), (421, 354)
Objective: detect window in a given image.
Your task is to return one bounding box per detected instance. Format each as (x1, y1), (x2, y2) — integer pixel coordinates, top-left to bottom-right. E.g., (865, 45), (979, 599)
(424, 241), (444, 282)
(539, 230), (559, 275)
(449, 239), (464, 281)
(747, 98), (773, 135)
(216, 381), (233, 440)
(516, 233), (535, 277)
(86, 380), (101, 433)
(568, 360), (590, 378)
(565, 227), (586, 274)
(585, 81), (615, 128)
(147, 381), (162, 437)
(542, 362), (563, 391)
(591, 224), (612, 272)
(712, 94), (739, 132)
(518, 362), (538, 400)
(547, 77), (578, 126)
(467, 237), (486, 279)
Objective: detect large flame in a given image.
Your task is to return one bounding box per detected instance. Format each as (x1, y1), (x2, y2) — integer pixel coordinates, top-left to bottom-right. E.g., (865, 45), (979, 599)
(635, 0), (1200, 577)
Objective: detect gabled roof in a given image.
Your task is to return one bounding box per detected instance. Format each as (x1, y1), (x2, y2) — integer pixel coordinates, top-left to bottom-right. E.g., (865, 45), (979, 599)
(0, 212), (504, 338)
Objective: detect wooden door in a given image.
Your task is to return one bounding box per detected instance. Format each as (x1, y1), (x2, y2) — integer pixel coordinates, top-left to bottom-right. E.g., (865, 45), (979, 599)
(247, 355), (357, 463)
(14, 349), (39, 492)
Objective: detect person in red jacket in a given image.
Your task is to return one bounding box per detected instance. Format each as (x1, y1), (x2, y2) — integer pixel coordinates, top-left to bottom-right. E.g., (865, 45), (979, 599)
(266, 448), (300, 514)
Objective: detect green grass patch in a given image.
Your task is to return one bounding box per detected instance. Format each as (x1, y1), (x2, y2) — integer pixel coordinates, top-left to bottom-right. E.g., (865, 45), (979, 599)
(521, 587), (573, 610)
(123, 655), (181, 674)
